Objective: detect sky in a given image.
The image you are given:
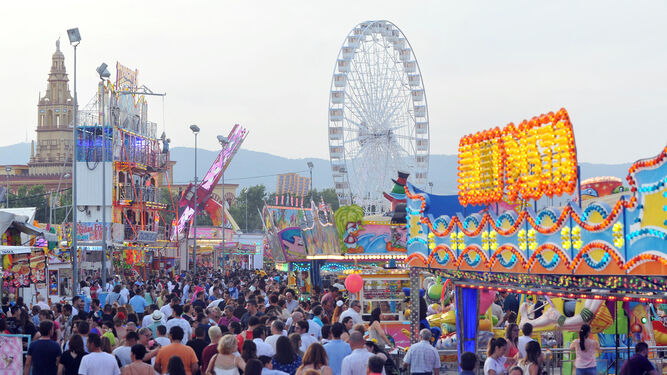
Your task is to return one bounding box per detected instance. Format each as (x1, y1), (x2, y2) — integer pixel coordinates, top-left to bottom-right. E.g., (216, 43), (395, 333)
(1, 0), (666, 164)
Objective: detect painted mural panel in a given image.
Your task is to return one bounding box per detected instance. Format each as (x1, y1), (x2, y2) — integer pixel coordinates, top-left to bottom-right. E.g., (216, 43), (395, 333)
(334, 205), (407, 254)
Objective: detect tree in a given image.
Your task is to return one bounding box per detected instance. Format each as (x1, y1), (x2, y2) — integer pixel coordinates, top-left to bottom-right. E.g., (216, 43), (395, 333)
(229, 184), (268, 233)
(303, 188), (340, 211)
(7, 185), (50, 223)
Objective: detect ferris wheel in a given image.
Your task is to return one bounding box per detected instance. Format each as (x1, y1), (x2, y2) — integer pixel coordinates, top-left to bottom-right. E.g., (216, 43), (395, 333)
(328, 20), (429, 214)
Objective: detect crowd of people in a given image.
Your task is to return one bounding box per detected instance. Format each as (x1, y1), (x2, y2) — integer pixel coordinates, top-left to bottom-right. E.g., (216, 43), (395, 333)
(10, 269), (403, 375)
(4, 268), (660, 375)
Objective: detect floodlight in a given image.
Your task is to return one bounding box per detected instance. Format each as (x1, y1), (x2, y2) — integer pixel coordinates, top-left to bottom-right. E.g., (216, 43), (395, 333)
(217, 135), (229, 146)
(189, 125), (200, 134)
(67, 28), (81, 44)
(307, 162), (314, 169)
(96, 63), (110, 79)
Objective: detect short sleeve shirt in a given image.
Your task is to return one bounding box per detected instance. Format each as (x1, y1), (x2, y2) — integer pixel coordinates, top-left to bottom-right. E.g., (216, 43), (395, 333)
(27, 339), (62, 375)
(155, 343), (199, 375)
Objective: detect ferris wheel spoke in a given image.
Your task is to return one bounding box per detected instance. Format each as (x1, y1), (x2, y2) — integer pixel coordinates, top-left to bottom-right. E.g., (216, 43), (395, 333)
(329, 21), (428, 214)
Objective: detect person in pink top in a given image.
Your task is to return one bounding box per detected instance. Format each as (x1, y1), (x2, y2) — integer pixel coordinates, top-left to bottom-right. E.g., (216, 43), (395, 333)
(569, 324), (599, 375)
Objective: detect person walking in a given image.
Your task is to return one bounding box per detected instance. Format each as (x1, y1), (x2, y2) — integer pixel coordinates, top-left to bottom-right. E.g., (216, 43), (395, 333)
(459, 352), (478, 375)
(295, 343), (332, 375)
(165, 305), (192, 344)
(338, 301), (362, 326)
(517, 341), (543, 375)
(78, 333), (121, 375)
(505, 323), (520, 360)
(484, 338), (508, 375)
(400, 329), (440, 375)
(569, 324), (599, 375)
(205, 334), (247, 375)
(368, 308), (393, 349)
(58, 334), (88, 375)
(154, 326), (199, 375)
(619, 342), (658, 375)
(120, 344), (154, 375)
(272, 336), (302, 375)
(324, 323), (351, 375)
(516, 323), (534, 359)
(341, 332), (378, 375)
(24, 320), (61, 375)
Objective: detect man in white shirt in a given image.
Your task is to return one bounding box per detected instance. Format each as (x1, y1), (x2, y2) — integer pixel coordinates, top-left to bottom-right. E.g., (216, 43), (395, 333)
(307, 318), (322, 339)
(78, 333), (120, 375)
(517, 323), (535, 358)
(295, 320), (317, 352)
(35, 295), (50, 311)
(401, 329), (440, 375)
(338, 300), (363, 325)
(265, 320), (285, 351)
(341, 331), (384, 375)
(112, 331), (138, 367)
(285, 290), (299, 313)
(160, 297), (177, 320)
(252, 327), (275, 357)
(165, 305), (192, 344)
(119, 284), (130, 305)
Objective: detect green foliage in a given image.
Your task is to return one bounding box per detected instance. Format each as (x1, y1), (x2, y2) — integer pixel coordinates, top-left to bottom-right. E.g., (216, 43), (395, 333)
(229, 185), (268, 232)
(308, 188), (340, 211)
(6, 185), (50, 223)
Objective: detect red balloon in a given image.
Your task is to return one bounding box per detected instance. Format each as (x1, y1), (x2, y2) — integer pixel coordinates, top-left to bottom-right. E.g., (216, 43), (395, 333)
(345, 274), (364, 294)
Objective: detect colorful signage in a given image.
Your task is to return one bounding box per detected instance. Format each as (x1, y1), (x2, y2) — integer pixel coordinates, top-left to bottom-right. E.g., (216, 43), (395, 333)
(457, 108), (578, 205)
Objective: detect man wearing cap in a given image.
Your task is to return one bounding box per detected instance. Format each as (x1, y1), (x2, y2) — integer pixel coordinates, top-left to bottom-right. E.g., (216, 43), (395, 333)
(148, 310), (165, 337)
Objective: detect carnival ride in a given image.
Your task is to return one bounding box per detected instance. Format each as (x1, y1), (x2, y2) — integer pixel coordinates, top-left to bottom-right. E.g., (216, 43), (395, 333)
(328, 20), (429, 215)
(400, 107), (666, 372)
(171, 124), (248, 240)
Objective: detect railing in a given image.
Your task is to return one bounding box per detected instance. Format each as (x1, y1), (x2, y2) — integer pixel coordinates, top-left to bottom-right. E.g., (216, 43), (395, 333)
(116, 185), (161, 204)
(396, 346), (667, 375)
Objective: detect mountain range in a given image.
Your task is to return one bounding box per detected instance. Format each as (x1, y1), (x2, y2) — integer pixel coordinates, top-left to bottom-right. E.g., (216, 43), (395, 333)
(0, 142), (633, 194)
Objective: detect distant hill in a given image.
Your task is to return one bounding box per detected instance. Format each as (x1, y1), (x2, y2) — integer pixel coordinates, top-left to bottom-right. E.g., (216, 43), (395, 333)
(0, 142), (636, 194)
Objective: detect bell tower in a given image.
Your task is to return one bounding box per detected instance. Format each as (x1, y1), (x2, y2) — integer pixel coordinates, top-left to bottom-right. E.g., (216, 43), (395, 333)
(29, 39), (74, 176)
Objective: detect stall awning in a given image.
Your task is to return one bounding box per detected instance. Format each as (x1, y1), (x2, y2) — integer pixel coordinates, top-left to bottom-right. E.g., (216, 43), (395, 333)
(12, 221), (57, 241)
(0, 208), (56, 241)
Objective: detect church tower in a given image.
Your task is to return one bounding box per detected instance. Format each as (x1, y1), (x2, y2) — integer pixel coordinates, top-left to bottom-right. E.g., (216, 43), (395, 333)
(29, 39), (74, 176)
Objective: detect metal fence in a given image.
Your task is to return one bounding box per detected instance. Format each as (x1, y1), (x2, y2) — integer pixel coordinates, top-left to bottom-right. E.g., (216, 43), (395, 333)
(395, 346), (667, 375)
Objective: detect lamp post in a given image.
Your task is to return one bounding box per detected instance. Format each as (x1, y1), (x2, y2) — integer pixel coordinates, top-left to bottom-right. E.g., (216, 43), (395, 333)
(5, 167), (11, 208)
(96, 63), (111, 287)
(216, 135), (229, 272)
(190, 125), (200, 274)
(50, 172), (71, 225)
(307, 162), (314, 201)
(67, 27), (81, 297)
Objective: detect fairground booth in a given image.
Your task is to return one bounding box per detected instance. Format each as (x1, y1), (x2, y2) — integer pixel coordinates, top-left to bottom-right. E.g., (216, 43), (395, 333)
(403, 109), (667, 373)
(263, 173), (416, 346)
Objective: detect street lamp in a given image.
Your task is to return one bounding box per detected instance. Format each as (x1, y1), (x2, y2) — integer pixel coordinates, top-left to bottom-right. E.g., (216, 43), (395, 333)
(67, 27), (81, 297)
(51, 172), (71, 225)
(307, 162), (314, 200)
(97, 62), (110, 287)
(5, 167), (11, 208)
(217, 135), (229, 272)
(190, 124), (200, 273)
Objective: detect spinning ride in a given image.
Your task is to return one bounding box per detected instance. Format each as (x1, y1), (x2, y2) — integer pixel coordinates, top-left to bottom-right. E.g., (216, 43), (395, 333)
(328, 20), (429, 214)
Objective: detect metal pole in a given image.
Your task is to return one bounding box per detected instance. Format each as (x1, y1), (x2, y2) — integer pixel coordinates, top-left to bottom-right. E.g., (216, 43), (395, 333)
(221, 168), (225, 272)
(192, 133), (198, 274)
(100, 81), (107, 288)
(72, 44), (79, 297)
(5, 172), (9, 207)
(245, 189), (248, 233)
